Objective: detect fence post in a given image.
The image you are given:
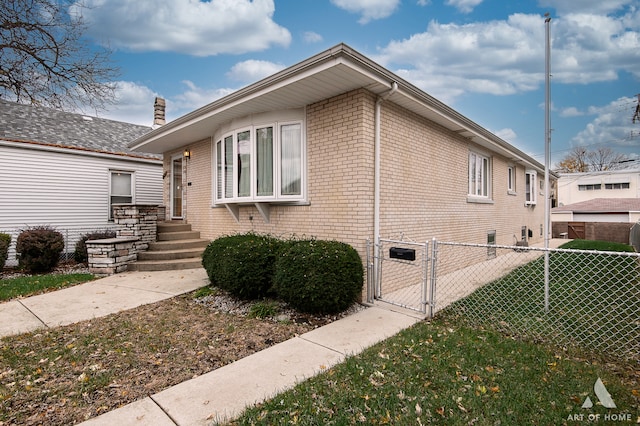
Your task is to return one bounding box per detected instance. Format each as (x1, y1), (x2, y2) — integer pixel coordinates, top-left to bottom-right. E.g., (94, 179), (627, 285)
(375, 236), (382, 299)
(544, 249), (550, 313)
(421, 240), (429, 315)
(366, 238), (373, 304)
(427, 237), (438, 319)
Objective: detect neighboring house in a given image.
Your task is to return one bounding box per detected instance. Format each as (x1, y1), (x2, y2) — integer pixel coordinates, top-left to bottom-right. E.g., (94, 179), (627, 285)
(551, 198), (640, 243)
(0, 99), (162, 266)
(556, 169), (640, 206)
(129, 43), (553, 291)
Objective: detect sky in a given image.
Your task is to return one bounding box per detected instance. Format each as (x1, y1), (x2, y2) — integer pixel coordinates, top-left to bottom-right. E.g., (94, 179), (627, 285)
(72, 0), (640, 167)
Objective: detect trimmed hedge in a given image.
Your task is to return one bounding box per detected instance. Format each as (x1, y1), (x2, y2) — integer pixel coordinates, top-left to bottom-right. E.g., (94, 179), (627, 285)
(16, 226), (64, 274)
(202, 233), (364, 314)
(202, 233), (283, 299)
(273, 239), (363, 314)
(74, 230), (117, 263)
(0, 233), (11, 271)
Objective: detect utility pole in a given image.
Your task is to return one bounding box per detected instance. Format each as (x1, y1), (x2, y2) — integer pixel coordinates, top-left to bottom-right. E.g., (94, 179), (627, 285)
(544, 13), (551, 312)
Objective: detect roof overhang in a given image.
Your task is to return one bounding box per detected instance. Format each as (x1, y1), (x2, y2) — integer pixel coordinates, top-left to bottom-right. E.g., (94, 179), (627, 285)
(130, 43), (547, 173)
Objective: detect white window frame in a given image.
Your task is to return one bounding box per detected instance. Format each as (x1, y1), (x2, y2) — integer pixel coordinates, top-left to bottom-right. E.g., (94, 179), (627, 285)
(109, 170), (134, 220)
(213, 120), (306, 205)
(525, 170), (537, 206)
(507, 165), (516, 194)
(468, 151), (491, 200)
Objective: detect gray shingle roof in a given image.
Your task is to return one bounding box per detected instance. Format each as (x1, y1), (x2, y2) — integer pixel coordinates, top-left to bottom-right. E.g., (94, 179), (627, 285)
(0, 99), (160, 160)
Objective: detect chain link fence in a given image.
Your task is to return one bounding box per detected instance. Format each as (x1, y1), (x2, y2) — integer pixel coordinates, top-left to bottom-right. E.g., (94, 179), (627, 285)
(1, 226), (118, 268)
(433, 241), (640, 362)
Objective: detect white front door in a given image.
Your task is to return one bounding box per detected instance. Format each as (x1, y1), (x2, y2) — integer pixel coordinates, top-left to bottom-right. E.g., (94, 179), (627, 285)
(171, 156), (183, 219)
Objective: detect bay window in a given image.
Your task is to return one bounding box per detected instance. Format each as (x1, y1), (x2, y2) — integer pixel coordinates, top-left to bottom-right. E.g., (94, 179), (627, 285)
(214, 120), (305, 203)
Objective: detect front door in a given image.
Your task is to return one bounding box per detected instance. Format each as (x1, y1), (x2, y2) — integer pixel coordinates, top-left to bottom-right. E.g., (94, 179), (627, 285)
(171, 156), (183, 219)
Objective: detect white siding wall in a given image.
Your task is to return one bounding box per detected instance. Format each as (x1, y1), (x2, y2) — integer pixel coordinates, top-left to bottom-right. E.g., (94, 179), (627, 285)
(557, 170), (640, 206)
(0, 142), (162, 265)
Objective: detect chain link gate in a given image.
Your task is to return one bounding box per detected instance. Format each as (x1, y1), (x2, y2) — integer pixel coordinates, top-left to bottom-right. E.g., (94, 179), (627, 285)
(367, 238), (433, 316)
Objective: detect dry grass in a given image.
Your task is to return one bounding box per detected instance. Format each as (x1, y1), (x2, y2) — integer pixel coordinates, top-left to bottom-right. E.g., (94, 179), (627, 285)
(0, 289), (350, 425)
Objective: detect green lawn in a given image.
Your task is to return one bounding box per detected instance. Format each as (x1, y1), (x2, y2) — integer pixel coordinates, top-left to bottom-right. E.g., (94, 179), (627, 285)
(444, 240), (640, 360)
(228, 317), (639, 425)
(0, 273), (95, 301)
(227, 240), (639, 424)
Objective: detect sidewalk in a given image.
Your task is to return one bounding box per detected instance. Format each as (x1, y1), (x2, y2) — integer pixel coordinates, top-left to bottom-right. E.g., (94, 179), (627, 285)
(0, 268), (422, 425)
(0, 268), (210, 338)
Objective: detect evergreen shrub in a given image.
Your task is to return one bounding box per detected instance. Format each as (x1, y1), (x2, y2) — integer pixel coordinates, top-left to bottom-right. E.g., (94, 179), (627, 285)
(74, 230), (117, 263)
(16, 226), (65, 273)
(0, 233), (11, 271)
(201, 232), (283, 299)
(273, 239), (363, 314)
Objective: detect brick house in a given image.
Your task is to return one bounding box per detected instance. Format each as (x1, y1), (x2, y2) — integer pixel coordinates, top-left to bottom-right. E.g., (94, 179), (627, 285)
(130, 44), (551, 293)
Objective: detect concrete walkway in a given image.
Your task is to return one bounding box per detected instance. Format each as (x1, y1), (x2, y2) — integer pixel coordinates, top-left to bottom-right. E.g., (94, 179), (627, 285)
(0, 268), (210, 338)
(0, 268), (421, 425)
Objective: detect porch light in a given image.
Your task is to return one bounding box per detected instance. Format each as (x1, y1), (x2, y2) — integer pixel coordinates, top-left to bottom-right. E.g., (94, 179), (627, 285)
(183, 149), (191, 160)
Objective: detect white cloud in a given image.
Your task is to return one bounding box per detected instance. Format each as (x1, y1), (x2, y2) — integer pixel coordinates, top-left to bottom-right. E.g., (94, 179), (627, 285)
(303, 31), (323, 43)
(374, 8), (640, 103)
(559, 107), (584, 117)
(93, 80), (235, 125)
(73, 0), (291, 56)
(571, 97), (640, 150)
(494, 127), (517, 143)
(330, 0), (400, 24)
(226, 60), (286, 83)
(417, 0), (431, 6)
(170, 80), (235, 115)
(445, 0), (483, 14)
(93, 81), (158, 126)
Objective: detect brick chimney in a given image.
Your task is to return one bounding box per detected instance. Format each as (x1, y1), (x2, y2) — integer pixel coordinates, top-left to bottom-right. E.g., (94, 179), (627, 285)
(153, 97), (166, 127)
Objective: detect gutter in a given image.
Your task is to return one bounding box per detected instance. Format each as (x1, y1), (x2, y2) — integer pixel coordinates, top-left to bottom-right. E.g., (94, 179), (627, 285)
(373, 81), (398, 296)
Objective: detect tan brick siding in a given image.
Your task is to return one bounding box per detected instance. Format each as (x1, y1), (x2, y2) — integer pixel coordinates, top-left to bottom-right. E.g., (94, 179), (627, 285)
(160, 87), (549, 300)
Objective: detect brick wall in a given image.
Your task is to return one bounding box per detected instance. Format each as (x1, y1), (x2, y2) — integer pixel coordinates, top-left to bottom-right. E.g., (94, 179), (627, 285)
(159, 88), (549, 295)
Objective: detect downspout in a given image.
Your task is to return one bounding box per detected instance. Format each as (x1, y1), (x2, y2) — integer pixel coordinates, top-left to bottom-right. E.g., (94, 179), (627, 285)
(372, 82), (398, 299)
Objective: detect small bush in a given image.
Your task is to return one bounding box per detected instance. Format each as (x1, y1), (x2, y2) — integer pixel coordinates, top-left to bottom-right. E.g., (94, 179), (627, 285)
(16, 226), (65, 274)
(248, 300), (280, 319)
(74, 230), (117, 263)
(202, 232), (283, 299)
(273, 239), (363, 314)
(0, 233), (11, 271)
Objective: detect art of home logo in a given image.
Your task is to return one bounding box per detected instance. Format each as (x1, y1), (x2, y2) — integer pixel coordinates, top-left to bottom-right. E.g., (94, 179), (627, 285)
(566, 378), (634, 423)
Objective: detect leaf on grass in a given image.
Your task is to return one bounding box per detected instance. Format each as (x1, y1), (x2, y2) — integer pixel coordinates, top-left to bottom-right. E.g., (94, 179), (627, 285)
(436, 406), (445, 417)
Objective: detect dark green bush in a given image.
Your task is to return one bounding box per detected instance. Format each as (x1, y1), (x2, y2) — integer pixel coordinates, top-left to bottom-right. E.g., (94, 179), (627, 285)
(202, 232), (284, 299)
(16, 226), (65, 274)
(74, 230), (117, 263)
(0, 233), (11, 271)
(273, 239), (363, 314)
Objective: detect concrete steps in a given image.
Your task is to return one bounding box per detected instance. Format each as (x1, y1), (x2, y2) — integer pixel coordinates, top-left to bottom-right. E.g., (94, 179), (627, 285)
(129, 222), (209, 272)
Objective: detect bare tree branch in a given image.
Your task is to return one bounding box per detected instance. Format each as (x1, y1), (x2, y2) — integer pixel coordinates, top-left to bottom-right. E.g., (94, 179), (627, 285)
(555, 146), (630, 173)
(0, 0), (119, 112)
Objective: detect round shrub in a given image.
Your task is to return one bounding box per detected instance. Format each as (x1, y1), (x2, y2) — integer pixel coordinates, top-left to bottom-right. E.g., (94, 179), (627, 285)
(0, 233), (11, 271)
(273, 239), (363, 314)
(16, 226), (65, 274)
(74, 230), (117, 263)
(202, 232), (283, 299)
